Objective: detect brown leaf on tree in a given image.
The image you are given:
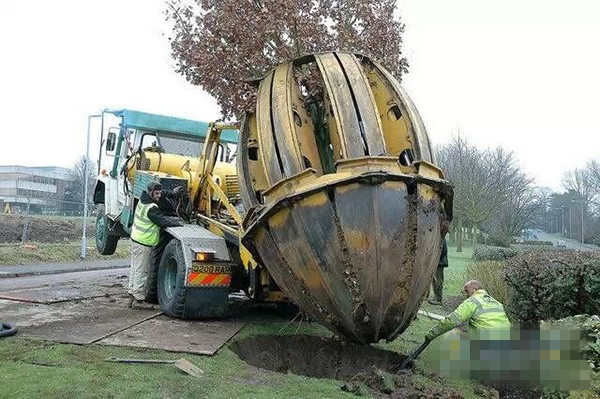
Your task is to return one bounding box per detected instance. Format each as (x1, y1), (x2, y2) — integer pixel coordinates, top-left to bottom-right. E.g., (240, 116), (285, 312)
(165, 0), (409, 119)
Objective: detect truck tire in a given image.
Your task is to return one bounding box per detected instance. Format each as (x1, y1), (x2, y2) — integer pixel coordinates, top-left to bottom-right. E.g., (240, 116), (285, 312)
(0, 322), (17, 338)
(157, 239), (186, 317)
(145, 236), (169, 304)
(96, 206), (119, 255)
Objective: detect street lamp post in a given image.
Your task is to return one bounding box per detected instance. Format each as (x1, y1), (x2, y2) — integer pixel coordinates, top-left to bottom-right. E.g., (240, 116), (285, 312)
(81, 114), (102, 259)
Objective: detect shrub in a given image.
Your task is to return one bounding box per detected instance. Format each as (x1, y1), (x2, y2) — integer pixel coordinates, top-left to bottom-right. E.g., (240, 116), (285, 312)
(465, 261), (508, 303)
(472, 245), (517, 261)
(503, 251), (600, 328)
(521, 240), (553, 246)
(481, 234), (512, 248)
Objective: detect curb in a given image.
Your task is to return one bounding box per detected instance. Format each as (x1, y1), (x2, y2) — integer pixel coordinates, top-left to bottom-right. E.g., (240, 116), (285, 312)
(0, 260), (130, 279)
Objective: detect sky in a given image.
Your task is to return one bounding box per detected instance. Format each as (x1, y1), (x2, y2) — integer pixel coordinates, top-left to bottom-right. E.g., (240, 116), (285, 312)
(0, 0), (598, 191)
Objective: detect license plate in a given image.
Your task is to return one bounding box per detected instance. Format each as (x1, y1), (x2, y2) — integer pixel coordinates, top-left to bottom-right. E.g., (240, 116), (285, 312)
(191, 263), (231, 274)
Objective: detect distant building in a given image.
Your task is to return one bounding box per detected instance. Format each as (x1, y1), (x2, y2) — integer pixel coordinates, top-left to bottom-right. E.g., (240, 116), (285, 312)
(0, 165), (72, 212)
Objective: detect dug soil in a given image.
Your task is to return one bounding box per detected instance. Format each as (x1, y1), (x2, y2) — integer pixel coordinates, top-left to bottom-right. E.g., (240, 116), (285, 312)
(231, 334), (406, 381)
(0, 215), (93, 243)
(231, 334), (492, 398)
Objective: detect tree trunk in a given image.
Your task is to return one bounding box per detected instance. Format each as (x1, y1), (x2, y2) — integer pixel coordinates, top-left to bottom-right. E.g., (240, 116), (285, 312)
(448, 224), (456, 245)
(472, 226), (478, 246)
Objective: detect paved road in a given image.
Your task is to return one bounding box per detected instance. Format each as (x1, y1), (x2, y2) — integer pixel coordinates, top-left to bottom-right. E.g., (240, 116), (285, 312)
(533, 230), (598, 251)
(0, 268), (130, 303)
(0, 258), (129, 278)
(0, 268), (129, 292)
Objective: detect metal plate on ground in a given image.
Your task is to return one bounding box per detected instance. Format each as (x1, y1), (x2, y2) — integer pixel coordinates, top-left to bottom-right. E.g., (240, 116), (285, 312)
(98, 315), (245, 355)
(20, 298), (161, 345)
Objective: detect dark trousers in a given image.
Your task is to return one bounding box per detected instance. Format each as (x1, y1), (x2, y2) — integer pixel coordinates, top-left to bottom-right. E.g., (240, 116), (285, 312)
(431, 266), (444, 301)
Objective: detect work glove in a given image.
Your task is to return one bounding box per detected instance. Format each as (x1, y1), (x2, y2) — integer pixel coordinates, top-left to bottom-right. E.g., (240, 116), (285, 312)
(425, 328), (438, 342)
(173, 186), (185, 194)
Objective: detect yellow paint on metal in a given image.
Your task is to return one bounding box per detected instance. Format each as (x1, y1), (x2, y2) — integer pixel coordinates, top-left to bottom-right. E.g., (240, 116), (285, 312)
(336, 156), (415, 175)
(288, 70), (322, 175)
(241, 113), (269, 196)
(335, 53), (386, 155)
(315, 53), (364, 158)
(271, 63), (303, 175)
(206, 177), (242, 225)
(418, 183), (436, 201)
(363, 61), (413, 157)
(262, 169), (318, 204)
(345, 229), (370, 251)
(268, 207), (292, 229)
(415, 161), (445, 180)
(240, 244), (257, 270)
(296, 191), (328, 208)
(256, 71), (283, 185)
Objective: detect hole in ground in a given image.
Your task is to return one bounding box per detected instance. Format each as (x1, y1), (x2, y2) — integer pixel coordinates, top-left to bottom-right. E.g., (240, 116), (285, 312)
(231, 334), (408, 381)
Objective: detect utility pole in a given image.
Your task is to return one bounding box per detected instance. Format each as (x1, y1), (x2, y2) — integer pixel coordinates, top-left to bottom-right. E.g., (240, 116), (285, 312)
(81, 114), (101, 259)
(21, 197), (31, 244)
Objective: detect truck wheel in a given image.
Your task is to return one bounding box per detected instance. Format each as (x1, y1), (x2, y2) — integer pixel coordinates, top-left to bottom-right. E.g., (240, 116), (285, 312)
(157, 239), (186, 317)
(145, 237), (169, 304)
(96, 206), (119, 255)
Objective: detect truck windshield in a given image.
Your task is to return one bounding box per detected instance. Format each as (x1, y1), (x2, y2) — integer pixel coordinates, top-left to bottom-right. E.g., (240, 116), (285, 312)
(139, 131), (204, 157)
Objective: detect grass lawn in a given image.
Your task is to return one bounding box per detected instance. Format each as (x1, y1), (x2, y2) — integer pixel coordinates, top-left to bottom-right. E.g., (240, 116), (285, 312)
(420, 244), (473, 314)
(0, 244), (492, 398)
(0, 240), (129, 266)
(0, 314), (488, 398)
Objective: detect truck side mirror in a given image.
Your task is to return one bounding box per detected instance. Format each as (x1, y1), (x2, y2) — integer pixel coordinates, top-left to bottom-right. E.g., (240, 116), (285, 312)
(106, 132), (116, 152)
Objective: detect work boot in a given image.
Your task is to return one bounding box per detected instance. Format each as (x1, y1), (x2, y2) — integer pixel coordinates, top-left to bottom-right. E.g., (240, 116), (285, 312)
(428, 298), (442, 306)
(131, 299), (156, 310)
(127, 294), (135, 308)
(128, 295), (155, 310)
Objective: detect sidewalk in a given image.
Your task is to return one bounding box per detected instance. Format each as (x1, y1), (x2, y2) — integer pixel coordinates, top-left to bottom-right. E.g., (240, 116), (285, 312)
(0, 258), (130, 278)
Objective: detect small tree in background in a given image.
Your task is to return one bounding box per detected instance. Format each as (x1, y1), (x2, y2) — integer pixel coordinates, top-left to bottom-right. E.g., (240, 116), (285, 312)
(165, 0), (408, 119)
(63, 156), (96, 213)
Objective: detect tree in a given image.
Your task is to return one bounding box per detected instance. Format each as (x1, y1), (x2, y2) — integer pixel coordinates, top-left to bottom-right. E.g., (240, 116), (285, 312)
(63, 156), (96, 211)
(562, 163), (600, 242)
(437, 136), (538, 250)
(165, 0), (408, 119)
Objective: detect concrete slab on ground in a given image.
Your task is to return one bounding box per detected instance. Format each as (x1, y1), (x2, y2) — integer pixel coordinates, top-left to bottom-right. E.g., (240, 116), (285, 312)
(98, 315), (245, 355)
(0, 268), (129, 303)
(0, 259), (129, 278)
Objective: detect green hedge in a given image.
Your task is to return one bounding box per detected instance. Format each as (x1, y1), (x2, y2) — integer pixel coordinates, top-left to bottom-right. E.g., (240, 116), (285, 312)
(503, 251), (600, 328)
(473, 244), (567, 262)
(521, 240), (554, 246)
(480, 234), (511, 248)
(472, 245), (518, 261)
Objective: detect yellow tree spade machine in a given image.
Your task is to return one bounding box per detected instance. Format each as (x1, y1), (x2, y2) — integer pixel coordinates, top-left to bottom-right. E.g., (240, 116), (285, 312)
(94, 52), (453, 344)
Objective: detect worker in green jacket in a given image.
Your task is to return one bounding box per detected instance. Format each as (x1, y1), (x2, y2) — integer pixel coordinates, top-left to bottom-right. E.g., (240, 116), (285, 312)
(425, 280), (511, 341)
(129, 182), (183, 309)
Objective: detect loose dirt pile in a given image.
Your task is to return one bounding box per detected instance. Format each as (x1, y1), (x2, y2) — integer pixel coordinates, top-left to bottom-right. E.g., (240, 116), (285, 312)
(0, 215), (94, 243)
(341, 368), (476, 398)
(231, 334), (495, 398)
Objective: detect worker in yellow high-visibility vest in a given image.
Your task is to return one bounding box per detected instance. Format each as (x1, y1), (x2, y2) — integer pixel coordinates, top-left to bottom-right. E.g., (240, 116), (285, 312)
(425, 280), (511, 341)
(129, 182), (182, 309)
